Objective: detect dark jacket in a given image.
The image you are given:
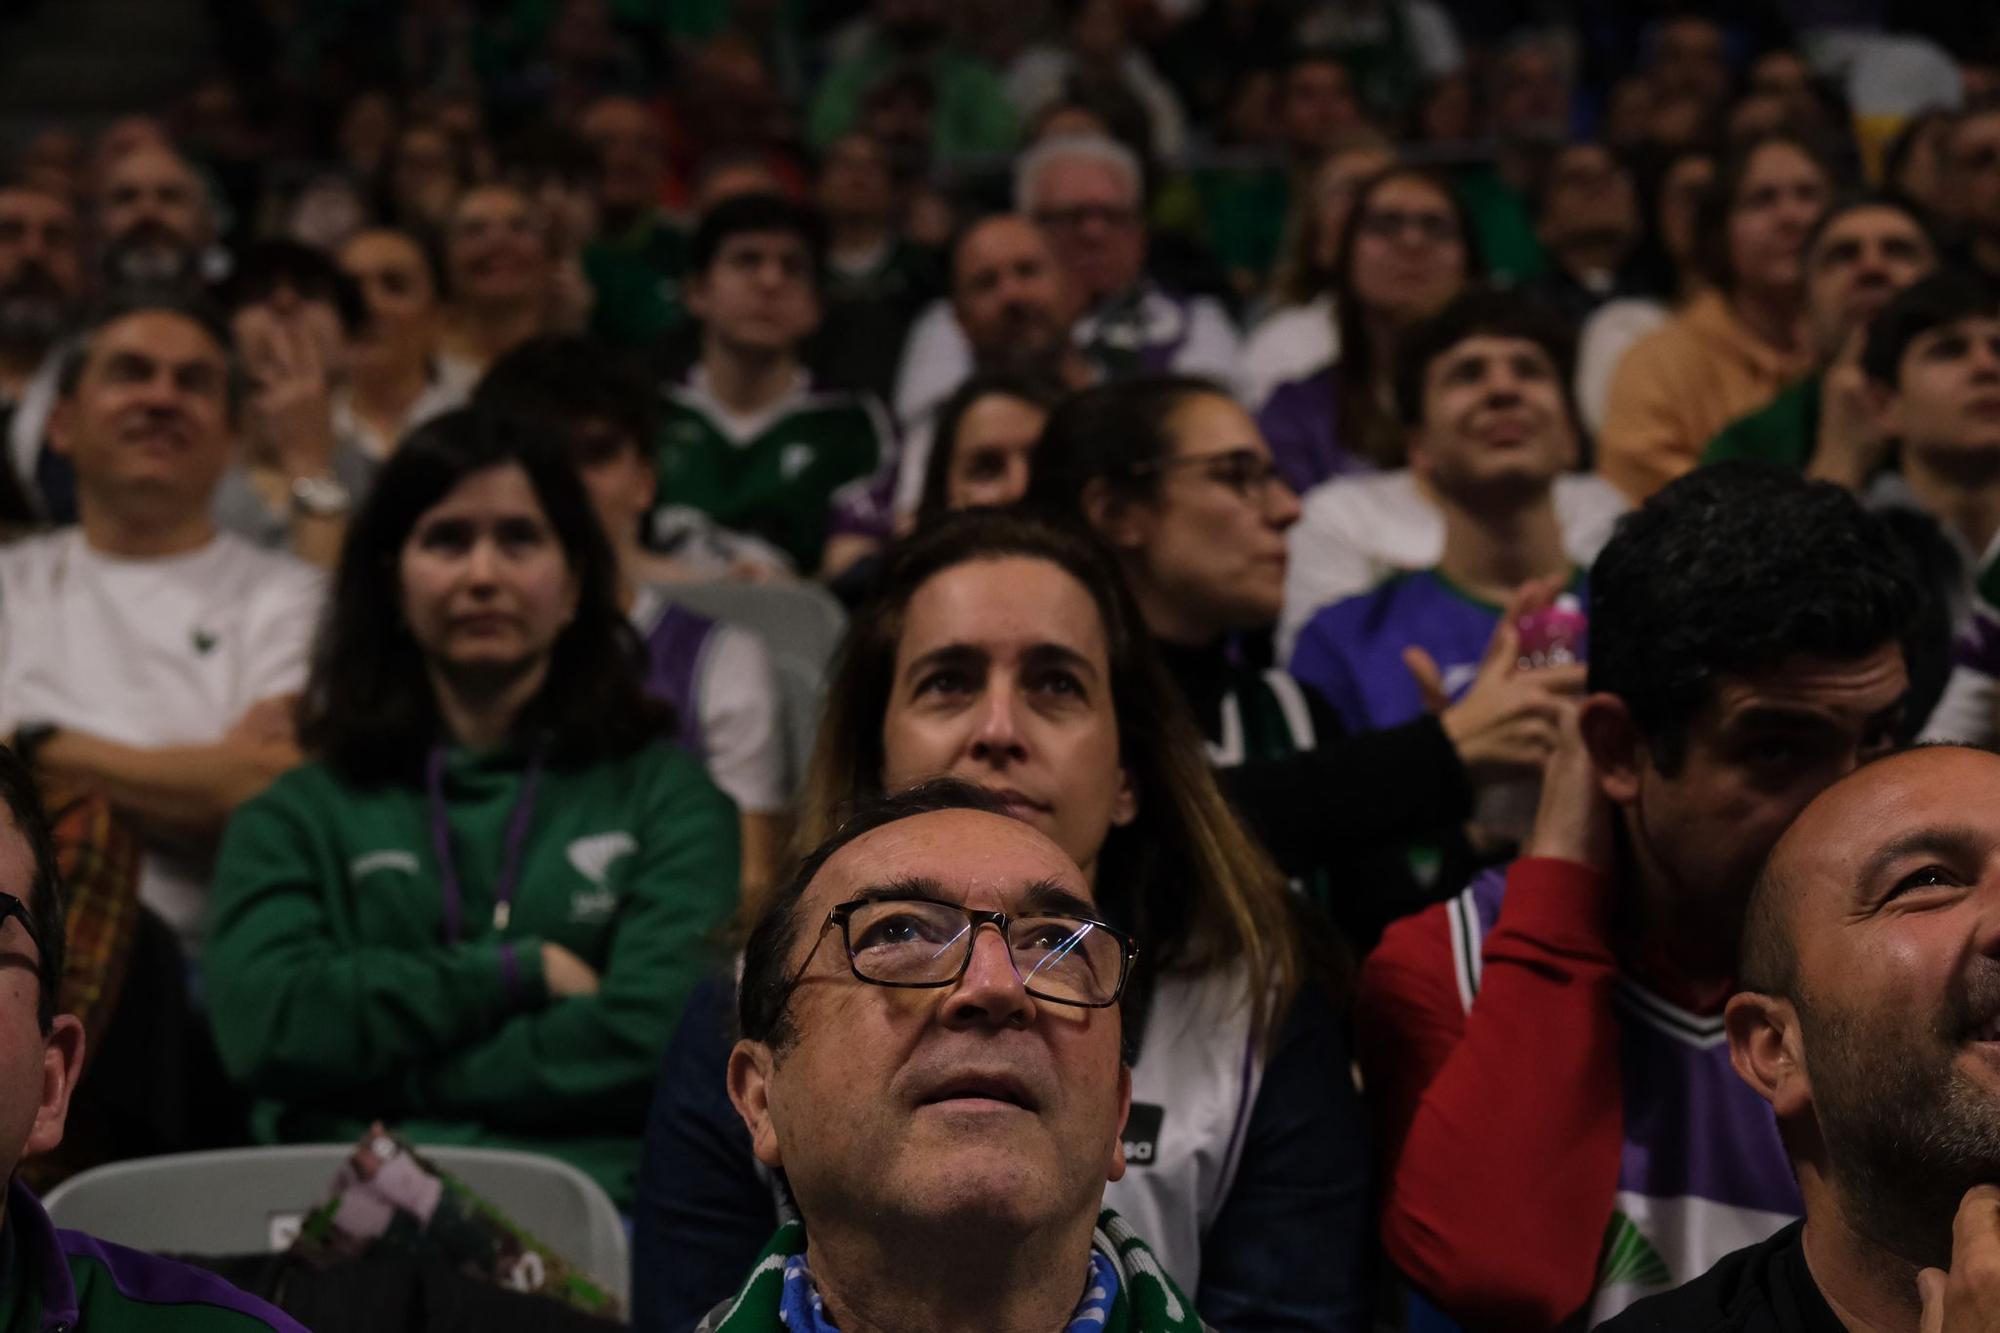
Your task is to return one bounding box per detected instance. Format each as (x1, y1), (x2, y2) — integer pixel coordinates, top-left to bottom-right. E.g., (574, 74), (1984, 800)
(1597, 1222), (1845, 1333)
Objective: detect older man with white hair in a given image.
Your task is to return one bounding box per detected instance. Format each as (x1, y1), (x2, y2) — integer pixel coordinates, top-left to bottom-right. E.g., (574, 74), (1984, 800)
(892, 134), (1242, 431)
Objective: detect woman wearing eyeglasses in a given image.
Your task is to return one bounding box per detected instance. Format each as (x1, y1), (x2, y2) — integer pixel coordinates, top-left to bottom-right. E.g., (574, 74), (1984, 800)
(1029, 375), (1562, 934)
(633, 509), (1370, 1333)
(1257, 165), (1478, 493)
(204, 409), (740, 1208)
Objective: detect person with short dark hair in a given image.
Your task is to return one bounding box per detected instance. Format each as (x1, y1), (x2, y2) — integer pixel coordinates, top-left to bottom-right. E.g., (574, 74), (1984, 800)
(335, 225), (471, 462)
(205, 408), (740, 1208)
(0, 743), (308, 1332)
(1289, 291), (1591, 847)
(1600, 134), (1836, 501)
(655, 193), (894, 578)
(704, 779), (1201, 1333)
(1946, 108), (2000, 281)
(1702, 194), (1939, 484)
(1359, 464), (1922, 1327)
(1522, 142), (1648, 327)
(477, 335), (792, 899)
(576, 94), (691, 347)
(0, 294), (323, 957)
(1602, 744), (2000, 1332)
(0, 181), (82, 526)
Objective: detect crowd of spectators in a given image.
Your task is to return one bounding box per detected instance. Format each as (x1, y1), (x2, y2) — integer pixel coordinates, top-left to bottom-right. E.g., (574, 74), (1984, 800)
(5, 0), (2000, 1329)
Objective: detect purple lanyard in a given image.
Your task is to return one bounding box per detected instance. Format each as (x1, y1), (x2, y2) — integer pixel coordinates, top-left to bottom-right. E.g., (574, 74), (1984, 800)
(426, 745), (542, 944)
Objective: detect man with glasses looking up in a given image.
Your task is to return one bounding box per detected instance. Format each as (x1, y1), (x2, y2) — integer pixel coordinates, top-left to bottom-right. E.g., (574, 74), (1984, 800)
(709, 778), (1204, 1333)
(0, 743), (305, 1331)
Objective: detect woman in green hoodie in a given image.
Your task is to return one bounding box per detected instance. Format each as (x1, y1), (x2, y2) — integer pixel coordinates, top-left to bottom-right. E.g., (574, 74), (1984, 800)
(206, 407), (741, 1207)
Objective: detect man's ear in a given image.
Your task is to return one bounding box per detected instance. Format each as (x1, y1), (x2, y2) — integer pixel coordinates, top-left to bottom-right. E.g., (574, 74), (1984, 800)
(1080, 476), (1144, 553)
(1726, 990), (1812, 1120)
(1406, 429), (1435, 484)
(726, 1038), (786, 1170)
(1106, 1062), (1132, 1184)
(683, 272), (711, 322)
(22, 1014), (82, 1161)
(1578, 691), (1643, 806)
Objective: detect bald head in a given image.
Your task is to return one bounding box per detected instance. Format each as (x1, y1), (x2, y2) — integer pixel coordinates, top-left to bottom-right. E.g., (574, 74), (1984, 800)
(1742, 745), (2000, 996)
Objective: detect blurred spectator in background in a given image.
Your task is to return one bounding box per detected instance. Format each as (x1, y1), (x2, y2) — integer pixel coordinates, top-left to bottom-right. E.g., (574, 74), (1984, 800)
(810, 130), (942, 403)
(808, 0), (1018, 166)
(1457, 31), (1574, 283)
(1946, 107), (2000, 282)
(1259, 164), (1475, 490)
(1242, 136), (1394, 409)
(93, 144), (217, 294)
(1522, 142), (1646, 329)
(335, 226), (471, 463)
(891, 214), (1089, 515)
(577, 94), (689, 348)
(1572, 143), (1716, 437)
(1007, 0), (1188, 161)
(0, 183), (81, 526)
(215, 241), (374, 567)
(381, 120), (470, 235)
(1020, 134), (1241, 384)
(1881, 107), (1955, 221)
(912, 368), (1066, 524)
(438, 182), (574, 378)
(1704, 195), (1938, 483)
(656, 194), (892, 578)
(1599, 133), (1833, 501)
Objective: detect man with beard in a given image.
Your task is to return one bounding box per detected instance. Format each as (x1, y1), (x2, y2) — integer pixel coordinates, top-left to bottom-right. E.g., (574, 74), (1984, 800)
(1521, 143), (1648, 328)
(890, 214), (1089, 517)
(1704, 196), (1939, 485)
(92, 144), (216, 294)
(1603, 744), (2000, 1332)
(0, 184), (81, 527)
(1358, 464), (1920, 1328)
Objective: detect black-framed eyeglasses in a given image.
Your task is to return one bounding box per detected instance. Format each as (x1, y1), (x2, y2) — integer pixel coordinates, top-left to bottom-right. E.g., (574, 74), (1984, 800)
(789, 897), (1137, 1009)
(1128, 446), (1289, 504)
(0, 892), (43, 969)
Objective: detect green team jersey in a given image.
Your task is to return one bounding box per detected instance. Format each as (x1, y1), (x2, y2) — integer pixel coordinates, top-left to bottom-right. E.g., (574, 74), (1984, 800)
(206, 741), (740, 1207)
(584, 212), (692, 347)
(654, 371), (892, 572)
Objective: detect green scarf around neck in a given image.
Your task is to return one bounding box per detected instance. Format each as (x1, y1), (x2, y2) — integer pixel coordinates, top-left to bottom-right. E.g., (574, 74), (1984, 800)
(693, 1208), (1209, 1333)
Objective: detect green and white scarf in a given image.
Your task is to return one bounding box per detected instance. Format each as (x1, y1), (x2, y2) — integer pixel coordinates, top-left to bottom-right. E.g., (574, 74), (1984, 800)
(693, 1208), (1211, 1332)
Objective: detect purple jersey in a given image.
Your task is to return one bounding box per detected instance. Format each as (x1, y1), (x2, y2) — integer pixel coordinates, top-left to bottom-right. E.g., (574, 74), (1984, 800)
(1290, 569), (1585, 733)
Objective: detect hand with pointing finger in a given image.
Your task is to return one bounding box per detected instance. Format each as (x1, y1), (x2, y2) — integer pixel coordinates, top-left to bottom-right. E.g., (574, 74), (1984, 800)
(1919, 1185), (2000, 1333)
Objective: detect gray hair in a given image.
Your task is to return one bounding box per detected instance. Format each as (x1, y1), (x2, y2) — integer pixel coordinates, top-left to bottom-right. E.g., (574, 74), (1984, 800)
(1013, 133), (1143, 213)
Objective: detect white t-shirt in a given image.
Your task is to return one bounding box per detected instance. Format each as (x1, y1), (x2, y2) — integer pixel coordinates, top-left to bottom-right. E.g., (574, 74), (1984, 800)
(0, 529), (324, 944)
(1240, 295), (1339, 412)
(1279, 470), (1630, 659)
(629, 584), (789, 815)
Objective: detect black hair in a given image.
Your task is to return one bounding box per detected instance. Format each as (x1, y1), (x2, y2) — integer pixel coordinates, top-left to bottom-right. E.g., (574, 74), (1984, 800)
(299, 406), (672, 784)
(1587, 463), (1920, 772)
(915, 369), (1069, 525)
(688, 192), (826, 285)
(1025, 374), (1227, 514)
(56, 287), (244, 421)
(0, 745), (65, 1035)
(1693, 131), (1838, 293)
(739, 778), (1017, 1051)
(1801, 190), (1937, 273)
(1860, 269), (2000, 388)
(1392, 286), (1577, 428)
(223, 239), (367, 337)
(473, 334), (657, 466)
